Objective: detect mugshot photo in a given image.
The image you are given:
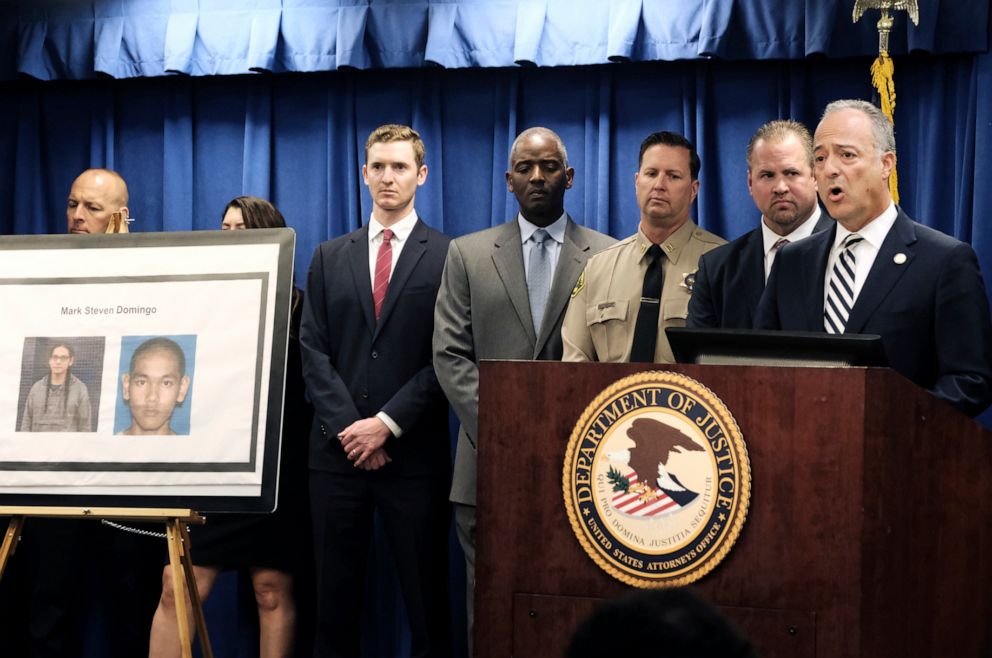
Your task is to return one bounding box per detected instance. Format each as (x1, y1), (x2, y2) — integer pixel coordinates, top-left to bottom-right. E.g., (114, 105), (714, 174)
(16, 336), (106, 433)
(114, 335), (197, 436)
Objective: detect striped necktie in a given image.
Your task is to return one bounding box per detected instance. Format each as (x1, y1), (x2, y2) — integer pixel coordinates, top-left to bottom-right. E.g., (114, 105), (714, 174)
(824, 233), (864, 334)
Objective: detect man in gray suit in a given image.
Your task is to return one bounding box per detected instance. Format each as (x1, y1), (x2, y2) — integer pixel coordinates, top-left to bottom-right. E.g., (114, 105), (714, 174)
(433, 127), (615, 653)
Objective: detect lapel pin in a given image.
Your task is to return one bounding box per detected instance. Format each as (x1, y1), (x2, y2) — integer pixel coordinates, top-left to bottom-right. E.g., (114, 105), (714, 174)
(893, 253), (907, 265)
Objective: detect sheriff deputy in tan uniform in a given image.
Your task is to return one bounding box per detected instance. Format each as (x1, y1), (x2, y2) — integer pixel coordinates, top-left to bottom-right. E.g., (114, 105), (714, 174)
(562, 130), (725, 362)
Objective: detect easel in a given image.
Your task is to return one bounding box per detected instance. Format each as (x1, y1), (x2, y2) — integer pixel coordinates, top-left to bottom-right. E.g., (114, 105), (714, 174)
(0, 506), (212, 658)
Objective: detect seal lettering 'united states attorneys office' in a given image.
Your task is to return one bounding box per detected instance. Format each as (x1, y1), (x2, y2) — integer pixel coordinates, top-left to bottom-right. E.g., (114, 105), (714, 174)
(563, 371), (750, 587)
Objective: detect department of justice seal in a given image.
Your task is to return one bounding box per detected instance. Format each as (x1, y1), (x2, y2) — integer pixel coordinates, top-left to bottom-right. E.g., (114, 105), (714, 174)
(563, 371), (750, 588)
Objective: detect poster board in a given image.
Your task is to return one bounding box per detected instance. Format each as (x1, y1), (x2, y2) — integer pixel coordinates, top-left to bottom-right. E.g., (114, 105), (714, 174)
(0, 229), (295, 513)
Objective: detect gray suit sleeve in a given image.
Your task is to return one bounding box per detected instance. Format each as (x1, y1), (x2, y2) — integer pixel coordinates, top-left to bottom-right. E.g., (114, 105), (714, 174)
(433, 240), (481, 445)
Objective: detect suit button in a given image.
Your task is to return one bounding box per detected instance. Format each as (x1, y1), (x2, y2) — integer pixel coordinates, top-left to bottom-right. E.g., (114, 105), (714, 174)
(361, 390), (369, 399)
(371, 350), (378, 359)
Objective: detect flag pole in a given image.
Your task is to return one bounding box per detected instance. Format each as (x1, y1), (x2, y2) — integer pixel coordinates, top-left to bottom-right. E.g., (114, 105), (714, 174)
(852, 0), (920, 204)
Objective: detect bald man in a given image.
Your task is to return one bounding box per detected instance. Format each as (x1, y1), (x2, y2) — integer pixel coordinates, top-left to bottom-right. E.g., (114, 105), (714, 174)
(65, 168), (152, 654)
(1, 167), (143, 655)
(433, 127), (615, 653)
(66, 168), (129, 234)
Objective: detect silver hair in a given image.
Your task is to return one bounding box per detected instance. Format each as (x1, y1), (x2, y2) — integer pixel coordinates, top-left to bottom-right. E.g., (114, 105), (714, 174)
(820, 99), (896, 156)
(508, 127), (569, 169)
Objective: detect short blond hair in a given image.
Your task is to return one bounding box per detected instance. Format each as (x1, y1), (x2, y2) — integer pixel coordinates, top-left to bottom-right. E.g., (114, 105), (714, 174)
(365, 124), (425, 168)
(746, 120), (813, 170)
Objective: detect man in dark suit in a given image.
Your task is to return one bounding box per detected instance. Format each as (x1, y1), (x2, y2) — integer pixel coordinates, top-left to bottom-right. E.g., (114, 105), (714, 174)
(755, 100), (992, 417)
(433, 127), (615, 653)
(689, 119), (832, 329)
(301, 124), (452, 657)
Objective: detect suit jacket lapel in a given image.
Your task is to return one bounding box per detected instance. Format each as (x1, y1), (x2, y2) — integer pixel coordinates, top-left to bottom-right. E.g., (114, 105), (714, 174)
(374, 219), (428, 341)
(348, 226), (376, 334)
(844, 211), (916, 334)
(741, 230), (766, 326)
(492, 221), (537, 343)
(536, 218), (587, 357)
(805, 225), (836, 330)
(813, 210), (835, 233)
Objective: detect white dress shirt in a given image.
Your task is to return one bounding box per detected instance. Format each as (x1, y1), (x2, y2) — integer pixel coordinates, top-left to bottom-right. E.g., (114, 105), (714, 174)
(822, 202), (898, 310)
(367, 209), (418, 288)
(519, 212), (567, 279)
(761, 205), (823, 281)
(366, 209), (420, 438)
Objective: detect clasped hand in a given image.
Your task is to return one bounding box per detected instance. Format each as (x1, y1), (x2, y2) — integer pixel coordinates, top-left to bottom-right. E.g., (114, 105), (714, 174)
(339, 417), (393, 470)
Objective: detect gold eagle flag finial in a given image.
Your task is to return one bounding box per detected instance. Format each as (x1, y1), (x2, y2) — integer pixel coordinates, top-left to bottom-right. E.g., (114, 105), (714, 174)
(852, 0), (920, 204)
(853, 0), (920, 55)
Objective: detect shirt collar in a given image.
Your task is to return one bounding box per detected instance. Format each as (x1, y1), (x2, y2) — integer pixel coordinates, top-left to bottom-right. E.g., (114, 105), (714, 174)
(635, 219), (696, 265)
(761, 205), (822, 256)
(832, 202), (897, 251)
(518, 212), (567, 245)
(369, 209), (418, 243)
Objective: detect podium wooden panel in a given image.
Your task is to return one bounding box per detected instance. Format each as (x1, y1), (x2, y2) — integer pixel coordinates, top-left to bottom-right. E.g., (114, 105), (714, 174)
(474, 361), (992, 657)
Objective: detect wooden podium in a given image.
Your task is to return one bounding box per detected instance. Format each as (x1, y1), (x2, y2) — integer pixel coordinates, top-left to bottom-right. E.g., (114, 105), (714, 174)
(474, 361), (992, 658)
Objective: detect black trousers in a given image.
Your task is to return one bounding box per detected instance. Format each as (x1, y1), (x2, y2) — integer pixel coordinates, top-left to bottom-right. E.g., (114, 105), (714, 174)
(310, 468), (451, 658)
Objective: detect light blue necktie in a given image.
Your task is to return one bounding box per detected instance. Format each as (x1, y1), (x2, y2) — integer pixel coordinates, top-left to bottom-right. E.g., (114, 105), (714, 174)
(527, 229), (552, 334)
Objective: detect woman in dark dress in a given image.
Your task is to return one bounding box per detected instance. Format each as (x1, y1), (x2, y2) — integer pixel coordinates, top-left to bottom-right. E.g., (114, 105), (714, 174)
(149, 197), (313, 657)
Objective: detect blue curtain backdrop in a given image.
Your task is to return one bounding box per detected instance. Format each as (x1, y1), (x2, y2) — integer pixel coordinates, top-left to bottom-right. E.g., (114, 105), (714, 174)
(1, 0), (986, 79)
(2, 2), (992, 657)
(3, 55), (992, 304)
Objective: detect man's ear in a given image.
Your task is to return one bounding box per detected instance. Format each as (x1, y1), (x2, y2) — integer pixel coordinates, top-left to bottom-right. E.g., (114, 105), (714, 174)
(880, 151), (897, 181)
(176, 376), (190, 404)
(121, 374), (130, 401)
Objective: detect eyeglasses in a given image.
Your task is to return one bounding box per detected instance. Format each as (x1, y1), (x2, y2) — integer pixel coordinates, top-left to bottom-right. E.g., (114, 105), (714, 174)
(50, 355), (71, 362)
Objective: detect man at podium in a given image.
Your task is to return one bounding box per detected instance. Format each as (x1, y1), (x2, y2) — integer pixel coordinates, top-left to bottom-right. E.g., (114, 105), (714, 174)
(755, 99), (992, 417)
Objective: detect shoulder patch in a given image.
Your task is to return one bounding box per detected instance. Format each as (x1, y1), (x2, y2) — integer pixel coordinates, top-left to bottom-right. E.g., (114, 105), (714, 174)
(571, 270), (586, 298)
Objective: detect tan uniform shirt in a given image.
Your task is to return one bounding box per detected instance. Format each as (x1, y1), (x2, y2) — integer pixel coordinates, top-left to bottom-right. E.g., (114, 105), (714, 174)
(561, 220), (726, 363)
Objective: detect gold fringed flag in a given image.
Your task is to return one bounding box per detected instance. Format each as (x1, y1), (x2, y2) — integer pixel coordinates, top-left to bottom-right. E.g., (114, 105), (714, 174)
(853, 0), (920, 204)
(870, 53), (899, 202)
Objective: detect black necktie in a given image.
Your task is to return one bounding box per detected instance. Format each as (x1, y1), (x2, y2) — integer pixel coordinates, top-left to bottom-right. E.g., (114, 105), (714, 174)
(629, 244), (664, 362)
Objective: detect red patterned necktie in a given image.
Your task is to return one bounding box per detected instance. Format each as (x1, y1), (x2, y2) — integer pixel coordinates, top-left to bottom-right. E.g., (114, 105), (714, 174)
(373, 228), (393, 320)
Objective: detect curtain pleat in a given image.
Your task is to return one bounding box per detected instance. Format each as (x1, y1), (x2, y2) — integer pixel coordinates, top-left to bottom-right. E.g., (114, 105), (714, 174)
(4, 0), (986, 81)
